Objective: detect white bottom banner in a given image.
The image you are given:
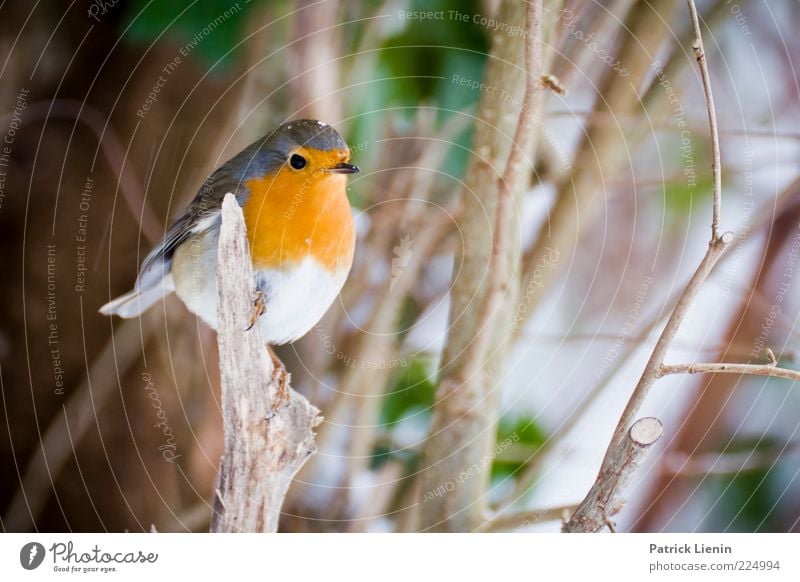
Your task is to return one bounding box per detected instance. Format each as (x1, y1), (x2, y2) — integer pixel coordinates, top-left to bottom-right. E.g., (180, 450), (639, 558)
(0, 533), (797, 580)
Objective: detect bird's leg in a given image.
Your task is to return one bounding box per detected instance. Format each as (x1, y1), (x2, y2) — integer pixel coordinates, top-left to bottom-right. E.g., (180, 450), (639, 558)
(245, 289), (266, 331)
(267, 344), (290, 405)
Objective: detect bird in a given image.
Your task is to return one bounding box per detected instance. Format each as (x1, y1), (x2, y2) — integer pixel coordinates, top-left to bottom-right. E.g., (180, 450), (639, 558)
(100, 119), (359, 386)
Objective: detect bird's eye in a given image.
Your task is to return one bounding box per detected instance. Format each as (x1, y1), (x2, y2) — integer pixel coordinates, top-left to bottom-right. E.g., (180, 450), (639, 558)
(289, 154), (307, 170)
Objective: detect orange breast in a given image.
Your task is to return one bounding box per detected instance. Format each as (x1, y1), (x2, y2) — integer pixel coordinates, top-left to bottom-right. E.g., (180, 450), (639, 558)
(242, 167), (355, 272)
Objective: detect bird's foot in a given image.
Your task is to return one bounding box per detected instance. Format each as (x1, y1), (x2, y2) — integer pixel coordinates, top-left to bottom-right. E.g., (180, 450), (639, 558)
(267, 345), (290, 406)
(245, 289), (266, 331)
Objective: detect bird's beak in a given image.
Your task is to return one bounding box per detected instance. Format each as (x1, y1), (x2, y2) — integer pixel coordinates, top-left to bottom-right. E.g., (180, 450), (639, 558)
(327, 162), (360, 174)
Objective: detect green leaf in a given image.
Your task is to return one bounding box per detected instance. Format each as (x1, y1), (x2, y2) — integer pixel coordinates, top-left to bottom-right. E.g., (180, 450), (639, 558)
(491, 415), (548, 480)
(123, 0), (257, 70)
(379, 356), (436, 426)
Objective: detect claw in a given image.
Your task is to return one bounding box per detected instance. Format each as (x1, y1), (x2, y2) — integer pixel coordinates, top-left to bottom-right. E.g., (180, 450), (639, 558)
(267, 345), (291, 406)
(245, 289), (266, 331)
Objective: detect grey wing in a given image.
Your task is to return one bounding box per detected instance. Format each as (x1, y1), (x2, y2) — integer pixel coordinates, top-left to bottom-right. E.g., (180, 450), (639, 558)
(135, 135), (274, 289)
(135, 171), (244, 290)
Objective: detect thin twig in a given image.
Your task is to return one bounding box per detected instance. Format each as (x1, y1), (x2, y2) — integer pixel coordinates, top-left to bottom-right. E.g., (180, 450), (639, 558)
(503, 296), (671, 504)
(660, 360), (800, 382)
(687, 0), (722, 241)
(477, 503), (577, 532)
(460, 0), (543, 380)
(605, 235), (731, 459)
(642, 0), (729, 110)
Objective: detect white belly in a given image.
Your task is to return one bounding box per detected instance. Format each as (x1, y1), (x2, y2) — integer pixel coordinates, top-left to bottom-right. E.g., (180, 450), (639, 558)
(171, 229), (348, 345)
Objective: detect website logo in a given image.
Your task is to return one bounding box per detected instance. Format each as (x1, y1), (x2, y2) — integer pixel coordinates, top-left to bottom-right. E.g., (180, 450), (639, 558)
(20, 542), (46, 570)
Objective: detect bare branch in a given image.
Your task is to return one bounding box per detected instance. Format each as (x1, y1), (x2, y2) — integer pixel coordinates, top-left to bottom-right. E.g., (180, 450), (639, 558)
(687, 0), (722, 240)
(600, 0), (731, 465)
(605, 235), (731, 459)
(417, 0), (543, 532)
(563, 417), (663, 533)
(210, 194), (320, 533)
(660, 358), (800, 383)
(642, 0), (729, 111)
(568, 1), (730, 532)
(477, 504), (576, 532)
(461, 0), (544, 379)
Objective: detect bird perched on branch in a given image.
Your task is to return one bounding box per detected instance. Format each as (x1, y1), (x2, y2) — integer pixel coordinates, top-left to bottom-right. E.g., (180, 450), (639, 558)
(100, 119), (359, 382)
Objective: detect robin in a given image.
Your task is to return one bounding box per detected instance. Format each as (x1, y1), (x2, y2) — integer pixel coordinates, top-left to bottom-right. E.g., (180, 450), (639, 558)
(100, 119), (359, 384)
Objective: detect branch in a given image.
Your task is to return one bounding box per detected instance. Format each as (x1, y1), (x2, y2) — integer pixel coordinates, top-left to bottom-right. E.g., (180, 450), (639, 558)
(563, 417), (663, 533)
(606, 235), (731, 459)
(687, 0), (722, 240)
(642, 0), (729, 111)
(477, 504), (576, 532)
(417, 0), (543, 532)
(210, 194), (320, 533)
(508, 170), (800, 507)
(567, 0), (729, 532)
(660, 353), (800, 382)
(461, 0), (543, 380)
(602, 0), (730, 464)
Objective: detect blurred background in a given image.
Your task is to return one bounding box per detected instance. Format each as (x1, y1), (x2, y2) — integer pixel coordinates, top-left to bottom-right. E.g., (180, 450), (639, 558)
(1, 0), (799, 532)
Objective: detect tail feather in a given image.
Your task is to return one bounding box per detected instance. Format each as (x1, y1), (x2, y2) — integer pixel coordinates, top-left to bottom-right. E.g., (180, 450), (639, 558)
(99, 274), (175, 318)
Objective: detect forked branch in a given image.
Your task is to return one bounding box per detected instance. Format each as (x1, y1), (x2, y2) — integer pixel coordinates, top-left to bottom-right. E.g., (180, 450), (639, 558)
(566, 0), (729, 532)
